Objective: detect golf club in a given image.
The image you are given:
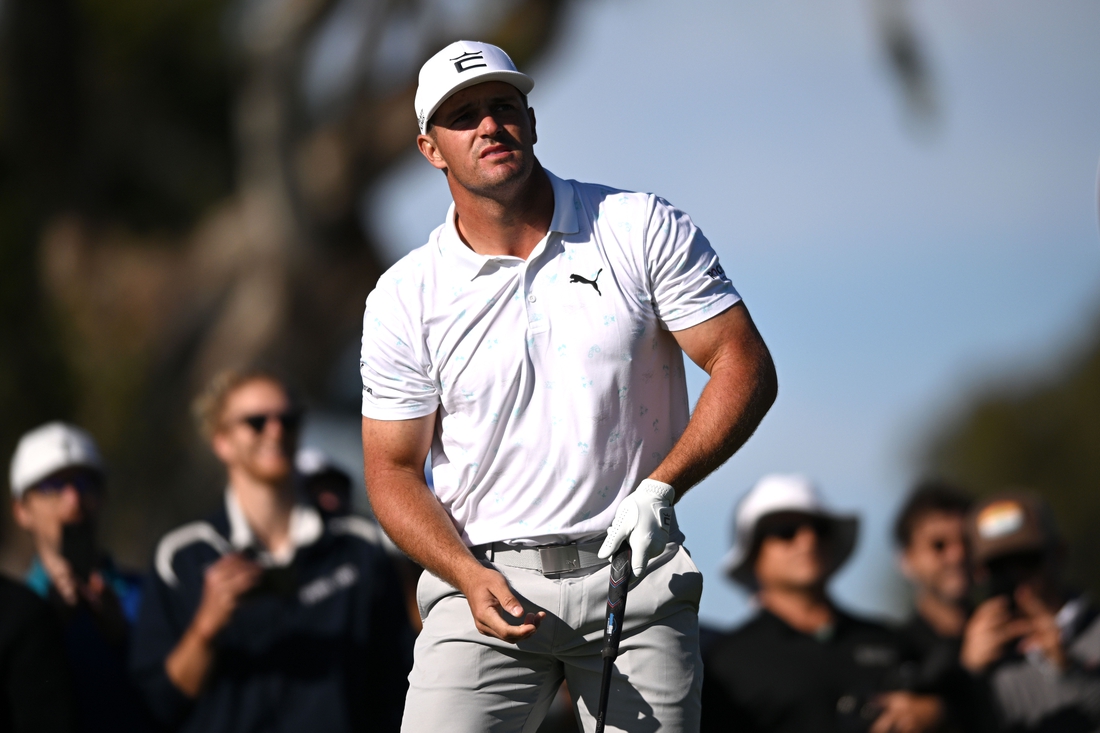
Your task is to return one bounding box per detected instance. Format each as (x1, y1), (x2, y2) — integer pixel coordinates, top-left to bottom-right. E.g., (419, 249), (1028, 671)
(594, 544), (632, 733)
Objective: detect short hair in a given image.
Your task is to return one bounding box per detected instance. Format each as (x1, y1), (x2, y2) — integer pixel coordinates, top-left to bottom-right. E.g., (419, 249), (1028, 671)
(191, 368), (288, 441)
(893, 479), (973, 548)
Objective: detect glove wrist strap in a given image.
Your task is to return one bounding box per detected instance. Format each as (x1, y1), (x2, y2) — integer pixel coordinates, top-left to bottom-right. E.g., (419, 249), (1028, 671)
(637, 478), (675, 503)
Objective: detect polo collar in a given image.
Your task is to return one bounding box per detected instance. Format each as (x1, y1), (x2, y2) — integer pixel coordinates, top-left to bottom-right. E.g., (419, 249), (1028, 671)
(225, 488), (324, 566)
(438, 168), (579, 281)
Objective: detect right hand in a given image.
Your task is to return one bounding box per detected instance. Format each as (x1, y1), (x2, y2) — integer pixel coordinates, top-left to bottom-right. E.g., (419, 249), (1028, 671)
(191, 554), (262, 641)
(457, 564), (545, 643)
(961, 596), (1031, 673)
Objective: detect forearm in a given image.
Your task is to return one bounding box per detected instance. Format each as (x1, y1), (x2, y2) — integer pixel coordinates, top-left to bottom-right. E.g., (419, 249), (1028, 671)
(651, 332), (776, 499)
(164, 624), (217, 698)
(365, 463), (483, 592)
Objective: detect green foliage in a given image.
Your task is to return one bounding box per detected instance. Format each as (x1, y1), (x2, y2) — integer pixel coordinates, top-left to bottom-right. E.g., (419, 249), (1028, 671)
(0, 0), (233, 543)
(924, 318), (1100, 594)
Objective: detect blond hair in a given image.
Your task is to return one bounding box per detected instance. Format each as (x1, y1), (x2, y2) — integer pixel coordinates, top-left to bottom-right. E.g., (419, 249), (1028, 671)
(191, 368), (287, 441)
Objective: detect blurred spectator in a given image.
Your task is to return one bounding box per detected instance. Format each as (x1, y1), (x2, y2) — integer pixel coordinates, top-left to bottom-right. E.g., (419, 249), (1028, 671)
(894, 481), (993, 731)
(701, 474), (943, 733)
(0, 573), (76, 732)
(296, 445), (425, 633)
(296, 447), (353, 519)
(9, 422), (149, 731)
(129, 369), (413, 733)
(960, 491), (1100, 732)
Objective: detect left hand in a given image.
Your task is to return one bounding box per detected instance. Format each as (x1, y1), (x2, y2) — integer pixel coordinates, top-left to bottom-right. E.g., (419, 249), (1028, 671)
(1015, 585), (1066, 670)
(870, 692), (944, 733)
(598, 479), (675, 579)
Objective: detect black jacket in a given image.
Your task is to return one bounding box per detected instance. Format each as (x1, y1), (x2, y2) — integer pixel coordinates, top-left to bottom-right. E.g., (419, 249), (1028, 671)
(129, 502), (413, 733)
(702, 607), (916, 733)
(0, 575), (76, 733)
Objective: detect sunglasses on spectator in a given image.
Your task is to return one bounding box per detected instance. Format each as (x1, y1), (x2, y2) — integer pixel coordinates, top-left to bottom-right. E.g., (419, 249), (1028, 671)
(234, 411), (303, 434)
(760, 518), (831, 542)
(928, 538), (963, 554)
(33, 473), (102, 495)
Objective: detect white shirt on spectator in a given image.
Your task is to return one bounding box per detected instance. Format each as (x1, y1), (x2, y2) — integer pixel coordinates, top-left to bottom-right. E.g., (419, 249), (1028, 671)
(360, 170), (740, 546)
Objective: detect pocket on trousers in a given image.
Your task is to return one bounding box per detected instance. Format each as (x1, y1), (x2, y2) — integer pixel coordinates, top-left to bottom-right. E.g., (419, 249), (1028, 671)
(672, 545), (704, 610)
(416, 570), (460, 621)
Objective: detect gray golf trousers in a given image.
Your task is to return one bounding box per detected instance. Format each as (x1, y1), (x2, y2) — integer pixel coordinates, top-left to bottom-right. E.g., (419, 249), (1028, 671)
(400, 542), (703, 733)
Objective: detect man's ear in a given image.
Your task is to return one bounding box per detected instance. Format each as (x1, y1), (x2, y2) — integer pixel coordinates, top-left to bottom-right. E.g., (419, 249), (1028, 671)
(211, 431), (236, 466)
(898, 550), (916, 581)
(12, 498), (33, 530)
(528, 107), (537, 145)
(417, 132), (448, 172)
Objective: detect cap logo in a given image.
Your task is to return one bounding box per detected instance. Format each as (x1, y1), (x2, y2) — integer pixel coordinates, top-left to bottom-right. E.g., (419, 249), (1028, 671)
(977, 501), (1025, 540)
(451, 50), (487, 73)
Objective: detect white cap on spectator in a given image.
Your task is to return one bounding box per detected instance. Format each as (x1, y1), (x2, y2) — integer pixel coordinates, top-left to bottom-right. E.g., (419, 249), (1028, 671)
(722, 473), (859, 588)
(9, 422), (104, 498)
(414, 40), (534, 134)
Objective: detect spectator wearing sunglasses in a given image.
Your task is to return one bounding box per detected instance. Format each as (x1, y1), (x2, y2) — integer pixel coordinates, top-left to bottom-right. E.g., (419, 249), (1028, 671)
(701, 474), (944, 733)
(9, 422), (150, 732)
(129, 368), (413, 733)
(894, 481), (996, 732)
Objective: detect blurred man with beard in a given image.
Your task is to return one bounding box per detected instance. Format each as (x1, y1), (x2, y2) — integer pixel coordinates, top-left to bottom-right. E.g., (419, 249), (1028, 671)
(702, 474), (944, 733)
(129, 369), (413, 733)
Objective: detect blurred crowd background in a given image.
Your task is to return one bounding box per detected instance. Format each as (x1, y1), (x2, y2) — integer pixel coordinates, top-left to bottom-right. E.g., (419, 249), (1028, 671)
(1, 0), (1099, 637)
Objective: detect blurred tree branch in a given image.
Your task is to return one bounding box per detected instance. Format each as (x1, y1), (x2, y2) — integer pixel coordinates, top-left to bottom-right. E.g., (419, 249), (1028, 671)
(0, 0), (568, 568)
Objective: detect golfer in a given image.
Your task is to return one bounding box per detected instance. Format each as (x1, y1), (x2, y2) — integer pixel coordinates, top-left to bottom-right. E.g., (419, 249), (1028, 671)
(360, 40), (777, 733)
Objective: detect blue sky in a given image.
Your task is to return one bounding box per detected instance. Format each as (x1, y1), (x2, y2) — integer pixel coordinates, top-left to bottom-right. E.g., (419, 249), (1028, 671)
(360, 0), (1100, 625)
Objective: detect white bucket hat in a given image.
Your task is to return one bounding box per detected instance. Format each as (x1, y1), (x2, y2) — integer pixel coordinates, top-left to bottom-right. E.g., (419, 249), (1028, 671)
(414, 40), (534, 134)
(9, 421), (104, 499)
(722, 474), (859, 588)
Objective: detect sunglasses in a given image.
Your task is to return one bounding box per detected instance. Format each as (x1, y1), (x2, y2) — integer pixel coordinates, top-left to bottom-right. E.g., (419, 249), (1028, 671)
(234, 411), (303, 434)
(760, 518), (831, 542)
(33, 473), (102, 495)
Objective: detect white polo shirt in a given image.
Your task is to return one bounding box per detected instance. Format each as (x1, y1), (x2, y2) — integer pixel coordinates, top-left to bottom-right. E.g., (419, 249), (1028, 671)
(360, 170), (740, 547)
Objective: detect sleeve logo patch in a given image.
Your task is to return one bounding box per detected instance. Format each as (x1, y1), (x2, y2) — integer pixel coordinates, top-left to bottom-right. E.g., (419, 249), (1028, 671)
(705, 263), (729, 282)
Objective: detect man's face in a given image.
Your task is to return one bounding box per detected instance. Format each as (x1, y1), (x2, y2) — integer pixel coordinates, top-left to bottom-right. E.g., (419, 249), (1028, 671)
(753, 512), (832, 592)
(12, 467), (103, 551)
(417, 81), (537, 197)
(212, 379), (299, 484)
(901, 511), (969, 604)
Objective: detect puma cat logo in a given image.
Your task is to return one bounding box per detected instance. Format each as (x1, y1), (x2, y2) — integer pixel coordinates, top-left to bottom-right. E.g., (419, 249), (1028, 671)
(569, 269), (602, 296)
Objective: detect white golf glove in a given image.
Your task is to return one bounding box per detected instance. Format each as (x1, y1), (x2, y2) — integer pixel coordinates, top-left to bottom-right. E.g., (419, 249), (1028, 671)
(598, 479), (676, 579)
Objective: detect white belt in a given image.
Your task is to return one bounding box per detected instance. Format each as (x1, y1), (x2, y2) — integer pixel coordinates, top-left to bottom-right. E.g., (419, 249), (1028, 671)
(472, 538), (607, 575)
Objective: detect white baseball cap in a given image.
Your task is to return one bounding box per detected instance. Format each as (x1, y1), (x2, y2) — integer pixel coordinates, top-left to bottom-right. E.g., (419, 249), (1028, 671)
(9, 422), (104, 499)
(722, 474), (859, 588)
(414, 40), (534, 134)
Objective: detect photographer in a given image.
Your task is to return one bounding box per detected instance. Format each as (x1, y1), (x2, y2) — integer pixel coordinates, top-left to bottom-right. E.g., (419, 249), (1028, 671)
(9, 422), (148, 731)
(129, 369), (413, 733)
(960, 491), (1100, 732)
(702, 474), (944, 733)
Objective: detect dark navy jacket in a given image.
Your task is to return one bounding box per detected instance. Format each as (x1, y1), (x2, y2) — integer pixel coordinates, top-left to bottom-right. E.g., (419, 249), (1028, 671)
(129, 497), (413, 733)
(27, 556), (151, 733)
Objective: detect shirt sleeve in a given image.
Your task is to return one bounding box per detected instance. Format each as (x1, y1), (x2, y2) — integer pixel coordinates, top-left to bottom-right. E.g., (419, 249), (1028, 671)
(644, 195), (741, 331)
(128, 567), (195, 727)
(360, 279), (440, 420)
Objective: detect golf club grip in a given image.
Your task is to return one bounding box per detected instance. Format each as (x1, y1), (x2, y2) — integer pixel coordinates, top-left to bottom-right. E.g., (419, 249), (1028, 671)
(601, 545), (632, 659)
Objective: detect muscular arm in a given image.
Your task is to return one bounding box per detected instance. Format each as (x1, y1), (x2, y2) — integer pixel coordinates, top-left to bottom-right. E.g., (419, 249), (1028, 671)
(651, 302), (777, 500)
(362, 414), (545, 642)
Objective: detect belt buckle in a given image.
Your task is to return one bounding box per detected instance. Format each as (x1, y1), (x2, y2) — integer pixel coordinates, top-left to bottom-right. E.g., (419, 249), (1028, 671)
(539, 545), (580, 574)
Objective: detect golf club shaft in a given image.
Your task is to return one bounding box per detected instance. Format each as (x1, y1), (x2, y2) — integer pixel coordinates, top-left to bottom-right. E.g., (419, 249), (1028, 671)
(594, 545), (632, 733)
